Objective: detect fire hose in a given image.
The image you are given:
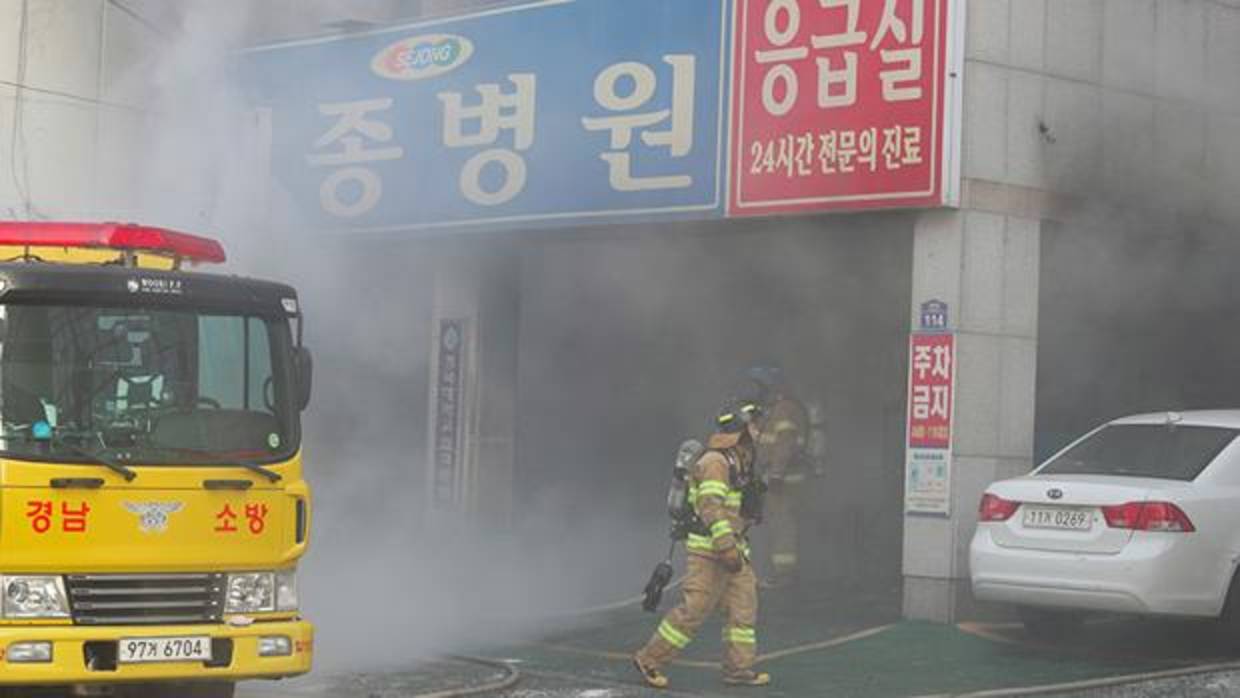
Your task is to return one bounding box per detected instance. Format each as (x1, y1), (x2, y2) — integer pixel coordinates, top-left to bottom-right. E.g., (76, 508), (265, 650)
(407, 555), (686, 697)
(412, 655), (522, 698)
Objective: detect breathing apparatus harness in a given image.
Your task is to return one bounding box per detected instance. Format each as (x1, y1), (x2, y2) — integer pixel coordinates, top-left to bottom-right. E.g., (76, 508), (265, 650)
(642, 400), (765, 612)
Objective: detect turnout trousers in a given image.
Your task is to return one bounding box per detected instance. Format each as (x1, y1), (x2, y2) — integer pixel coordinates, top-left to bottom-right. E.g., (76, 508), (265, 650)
(635, 553), (759, 677)
(766, 483), (801, 580)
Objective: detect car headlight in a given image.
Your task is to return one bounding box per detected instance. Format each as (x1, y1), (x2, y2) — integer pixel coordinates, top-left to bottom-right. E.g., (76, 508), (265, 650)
(2, 576), (69, 619)
(226, 570), (298, 614)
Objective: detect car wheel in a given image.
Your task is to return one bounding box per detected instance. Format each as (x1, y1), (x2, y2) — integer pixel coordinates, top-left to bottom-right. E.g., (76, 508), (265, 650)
(1217, 570), (1240, 648)
(1019, 606), (1084, 642)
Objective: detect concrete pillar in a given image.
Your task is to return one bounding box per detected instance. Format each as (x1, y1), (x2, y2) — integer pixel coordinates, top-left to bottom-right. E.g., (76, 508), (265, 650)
(902, 207), (1041, 622)
(426, 242), (519, 529)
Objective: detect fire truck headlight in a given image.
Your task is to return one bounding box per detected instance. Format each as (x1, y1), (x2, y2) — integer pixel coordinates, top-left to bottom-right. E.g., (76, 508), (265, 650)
(1, 576), (69, 619)
(275, 569), (298, 612)
(225, 573), (276, 614)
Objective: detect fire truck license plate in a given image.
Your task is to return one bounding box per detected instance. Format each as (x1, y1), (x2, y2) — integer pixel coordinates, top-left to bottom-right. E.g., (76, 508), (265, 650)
(119, 636), (212, 663)
(1022, 506), (1092, 531)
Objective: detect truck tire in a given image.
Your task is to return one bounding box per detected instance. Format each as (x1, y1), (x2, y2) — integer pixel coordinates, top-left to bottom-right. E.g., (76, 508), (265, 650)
(131, 683), (235, 698)
(1018, 606), (1083, 642)
(180, 684), (235, 698)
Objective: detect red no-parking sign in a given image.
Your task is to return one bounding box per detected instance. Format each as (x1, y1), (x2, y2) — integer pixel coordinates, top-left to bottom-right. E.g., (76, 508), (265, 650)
(906, 332), (955, 514)
(729, 0), (961, 215)
(907, 332), (954, 449)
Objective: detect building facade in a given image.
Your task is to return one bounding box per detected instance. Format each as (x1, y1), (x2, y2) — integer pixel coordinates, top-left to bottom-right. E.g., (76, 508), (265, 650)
(4, 0), (1240, 623)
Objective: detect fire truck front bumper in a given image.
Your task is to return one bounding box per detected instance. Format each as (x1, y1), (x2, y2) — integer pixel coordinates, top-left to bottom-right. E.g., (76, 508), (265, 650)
(0, 619), (313, 685)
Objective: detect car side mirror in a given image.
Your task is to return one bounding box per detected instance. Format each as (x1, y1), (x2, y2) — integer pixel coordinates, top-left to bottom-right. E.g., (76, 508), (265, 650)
(294, 346), (313, 411)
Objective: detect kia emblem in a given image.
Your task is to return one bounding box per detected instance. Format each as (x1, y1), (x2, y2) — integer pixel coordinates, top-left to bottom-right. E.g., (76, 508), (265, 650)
(1047, 488), (1064, 500)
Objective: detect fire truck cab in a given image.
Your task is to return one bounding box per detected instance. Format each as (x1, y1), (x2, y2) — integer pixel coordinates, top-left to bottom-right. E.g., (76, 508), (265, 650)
(0, 222), (314, 698)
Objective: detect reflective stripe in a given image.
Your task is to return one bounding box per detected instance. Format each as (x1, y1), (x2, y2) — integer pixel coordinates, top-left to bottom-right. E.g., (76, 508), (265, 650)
(686, 534), (714, 551)
(689, 533), (749, 558)
(697, 481), (729, 499)
(725, 492), (743, 508)
(658, 621), (691, 649)
(725, 626), (757, 645)
(772, 420), (798, 433)
(711, 520), (734, 538)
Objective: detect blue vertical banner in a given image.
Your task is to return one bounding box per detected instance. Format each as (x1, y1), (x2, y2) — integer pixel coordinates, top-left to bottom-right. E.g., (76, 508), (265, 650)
(432, 319), (466, 509)
(243, 0), (731, 234)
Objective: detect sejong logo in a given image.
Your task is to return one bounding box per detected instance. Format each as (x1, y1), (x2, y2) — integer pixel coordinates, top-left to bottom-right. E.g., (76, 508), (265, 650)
(371, 33), (474, 81)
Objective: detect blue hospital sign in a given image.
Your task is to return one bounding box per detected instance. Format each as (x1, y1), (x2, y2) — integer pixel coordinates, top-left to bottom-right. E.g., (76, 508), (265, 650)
(243, 0), (731, 233)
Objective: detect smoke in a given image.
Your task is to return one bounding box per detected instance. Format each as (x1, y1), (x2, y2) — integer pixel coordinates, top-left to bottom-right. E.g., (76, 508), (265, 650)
(62, 0), (1240, 679)
(103, 2), (915, 674)
(88, 1), (916, 674)
(97, 0), (712, 675)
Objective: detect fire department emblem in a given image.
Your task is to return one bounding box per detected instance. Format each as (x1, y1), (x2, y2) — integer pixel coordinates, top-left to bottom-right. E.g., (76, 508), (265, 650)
(123, 502), (183, 534)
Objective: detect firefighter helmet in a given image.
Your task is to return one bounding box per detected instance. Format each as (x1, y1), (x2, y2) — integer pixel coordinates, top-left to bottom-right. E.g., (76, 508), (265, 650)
(707, 398), (763, 449)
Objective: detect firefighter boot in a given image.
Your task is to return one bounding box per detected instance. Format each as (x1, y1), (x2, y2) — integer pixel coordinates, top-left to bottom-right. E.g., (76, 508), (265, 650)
(633, 655), (669, 689)
(724, 670), (772, 686)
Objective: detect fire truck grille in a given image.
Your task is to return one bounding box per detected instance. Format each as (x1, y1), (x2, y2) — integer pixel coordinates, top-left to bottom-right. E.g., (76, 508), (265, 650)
(66, 574), (226, 626)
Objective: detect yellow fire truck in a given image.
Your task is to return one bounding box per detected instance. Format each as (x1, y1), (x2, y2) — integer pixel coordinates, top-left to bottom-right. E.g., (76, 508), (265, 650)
(0, 222), (314, 698)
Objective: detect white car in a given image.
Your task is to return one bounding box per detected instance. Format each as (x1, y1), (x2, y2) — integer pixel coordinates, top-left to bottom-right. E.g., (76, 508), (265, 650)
(970, 410), (1240, 638)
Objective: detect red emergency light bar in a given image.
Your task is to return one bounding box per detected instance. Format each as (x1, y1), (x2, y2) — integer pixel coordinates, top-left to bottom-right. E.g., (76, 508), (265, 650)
(0, 222), (226, 264)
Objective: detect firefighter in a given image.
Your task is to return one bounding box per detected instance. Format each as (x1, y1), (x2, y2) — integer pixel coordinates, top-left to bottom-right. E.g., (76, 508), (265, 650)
(633, 400), (771, 689)
(749, 365), (811, 590)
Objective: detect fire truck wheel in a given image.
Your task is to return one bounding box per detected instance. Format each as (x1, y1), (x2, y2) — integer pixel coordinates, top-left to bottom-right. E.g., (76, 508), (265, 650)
(131, 683), (235, 698)
(180, 683), (235, 698)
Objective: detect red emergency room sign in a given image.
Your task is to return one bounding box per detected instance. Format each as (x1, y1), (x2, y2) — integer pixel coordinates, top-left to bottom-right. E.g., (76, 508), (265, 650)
(729, 0), (960, 215)
(907, 333), (954, 449)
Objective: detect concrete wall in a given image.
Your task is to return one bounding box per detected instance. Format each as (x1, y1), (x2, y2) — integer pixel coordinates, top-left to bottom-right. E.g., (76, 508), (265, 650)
(0, 0), (170, 221)
(962, 0), (1240, 217)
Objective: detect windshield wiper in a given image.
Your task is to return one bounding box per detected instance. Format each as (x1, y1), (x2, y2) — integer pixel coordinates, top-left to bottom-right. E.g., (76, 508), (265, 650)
(56, 442), (137, 482)
(163, 447), (282, 483)
(2, 426), (138, 482)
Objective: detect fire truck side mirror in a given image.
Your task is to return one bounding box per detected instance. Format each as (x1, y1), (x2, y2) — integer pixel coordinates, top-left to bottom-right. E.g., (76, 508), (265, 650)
(294, 347), (313, 411)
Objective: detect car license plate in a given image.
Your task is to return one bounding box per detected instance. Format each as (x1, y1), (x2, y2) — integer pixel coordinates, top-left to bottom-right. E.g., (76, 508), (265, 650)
(119, 636), (212, 664)
(1022, 506), (1093, 531)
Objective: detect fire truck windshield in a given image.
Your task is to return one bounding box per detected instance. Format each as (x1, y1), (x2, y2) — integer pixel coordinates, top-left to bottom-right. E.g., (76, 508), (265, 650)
(0, 303), (299, 465)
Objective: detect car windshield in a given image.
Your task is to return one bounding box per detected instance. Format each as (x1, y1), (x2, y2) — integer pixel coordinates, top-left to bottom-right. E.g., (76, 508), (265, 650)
(0, 303), (298, 465)
(1038, 423), (1239, 481)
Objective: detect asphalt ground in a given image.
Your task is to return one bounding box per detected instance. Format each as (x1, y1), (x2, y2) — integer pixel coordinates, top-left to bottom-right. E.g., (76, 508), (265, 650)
(237, 584), (1240, 697)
